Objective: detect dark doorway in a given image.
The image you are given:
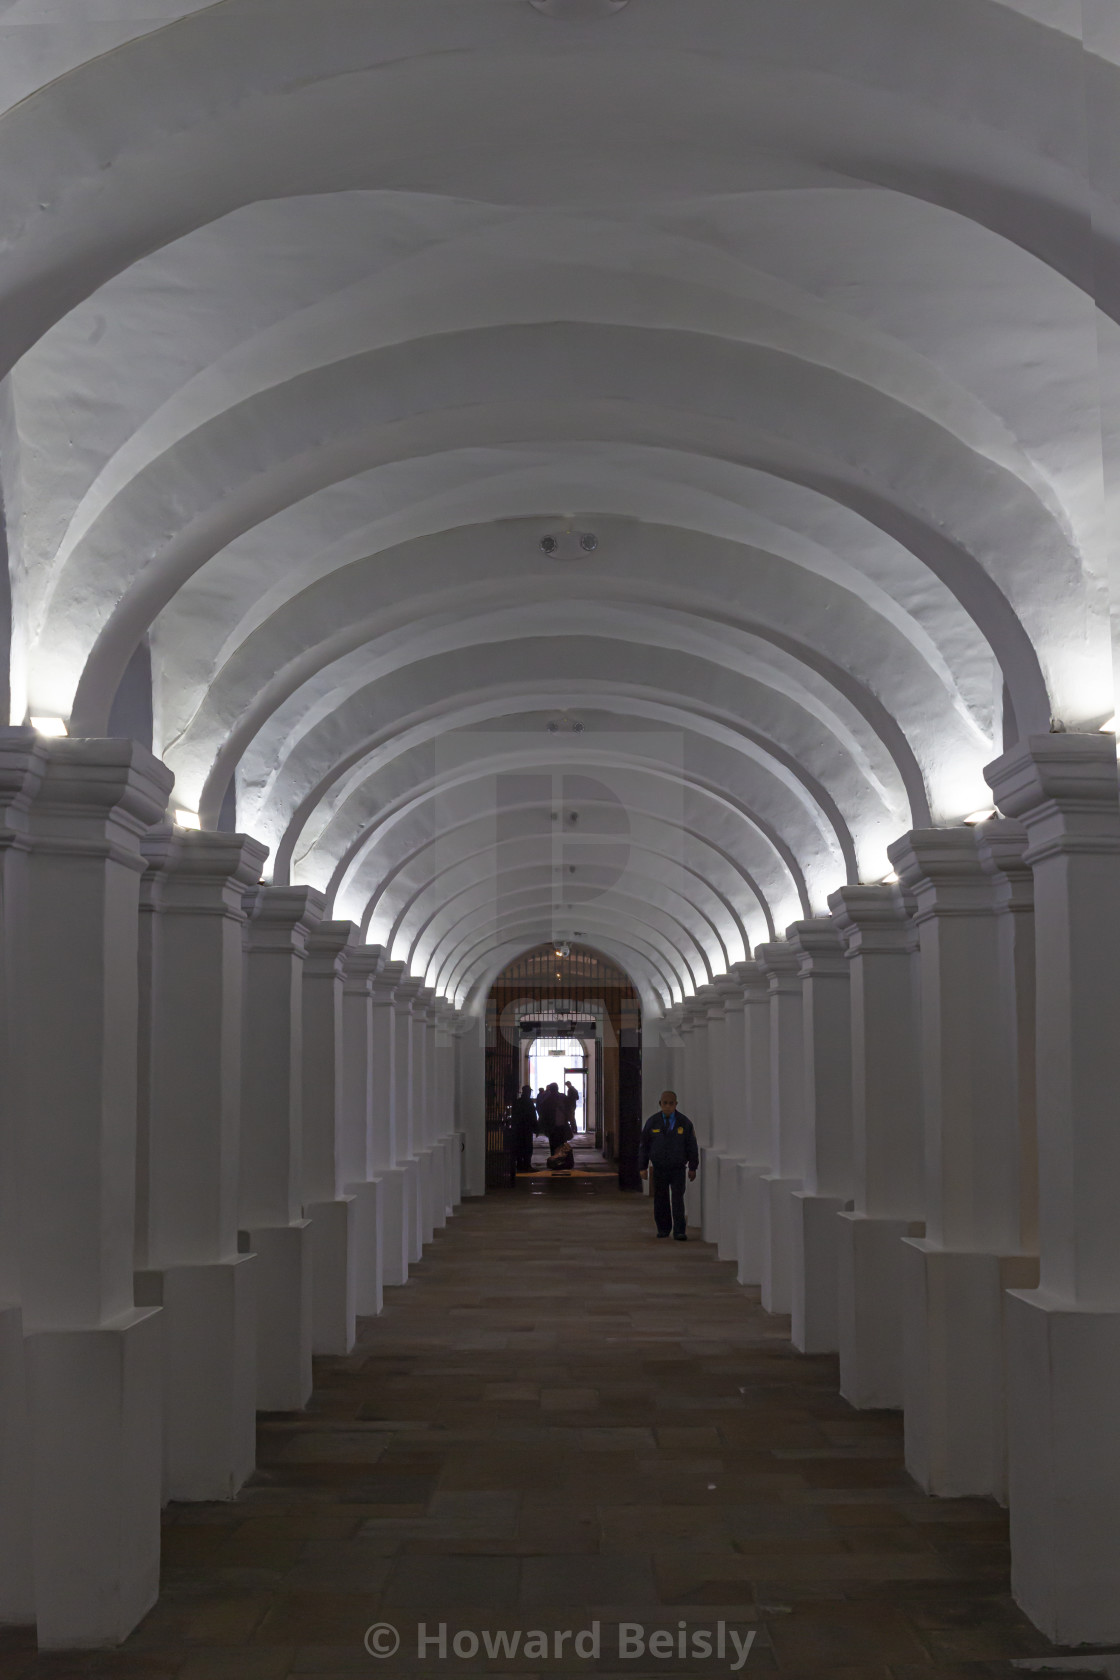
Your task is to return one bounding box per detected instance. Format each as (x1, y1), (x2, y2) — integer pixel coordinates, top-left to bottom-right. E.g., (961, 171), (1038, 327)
(484, 943), (643, 1191)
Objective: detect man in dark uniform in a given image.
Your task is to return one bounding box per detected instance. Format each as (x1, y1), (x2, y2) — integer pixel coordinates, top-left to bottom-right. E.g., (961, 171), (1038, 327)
(511, 1084), (538, 1172)
(638, 1090), (699, 1241)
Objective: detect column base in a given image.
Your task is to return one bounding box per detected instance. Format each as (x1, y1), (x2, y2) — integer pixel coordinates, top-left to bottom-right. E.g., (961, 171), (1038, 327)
(902, 1239), (1039, 1501)
(735, 1164), (768, 1287)
(305, 1198), (357, 1356)
(1005, 1290), (1120, 1645)
(402, 1159), (423, 1263)
(0, 1303), (33, 1625)
(837, 1213), (924, 1410)
(449, 1133), (463, 1208)
(241, 1221), (313, 1411)
(761, 1175), (802, 1316)
(791, 1192), (852, 1354)
(25, 1309), (162, 1649)
(717, 1155), (746, 1263)
(377, 1169), (410, 1287)
(700, 1147), (721, 1243)
(345, 1179), (384, 1318)
(135, 1255), (257, 1502)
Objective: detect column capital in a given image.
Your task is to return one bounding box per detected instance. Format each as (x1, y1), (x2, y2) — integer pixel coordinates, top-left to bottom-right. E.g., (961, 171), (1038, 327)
(887, 828), (993, 921)
(393, 974), (426, 1009)
(985, 733), (1120, 866)
(786, 916), (847, 977)
(696, 983), (725, 1021)
(713, 974), (746, 1009)
(244, 884), (324, 953)
(733, 958), (770, 1000)
(0, 726), (45, 846)
(29, 738), (174, 870)
(972, 818), (1033, 914)
(755, 940), (801, 991)
(143, 829), (268, 919)
(828, 884), (913, 956)
(305, 919), (359, 979)
(344, 943), (386, 996)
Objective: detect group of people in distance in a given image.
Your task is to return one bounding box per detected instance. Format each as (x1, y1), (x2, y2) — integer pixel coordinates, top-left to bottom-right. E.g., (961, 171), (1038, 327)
(511, 1079), (580, 1173)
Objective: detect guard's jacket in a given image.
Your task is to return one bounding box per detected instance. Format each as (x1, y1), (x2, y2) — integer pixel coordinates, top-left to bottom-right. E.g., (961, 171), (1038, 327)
(638, 1110), (699, 1174)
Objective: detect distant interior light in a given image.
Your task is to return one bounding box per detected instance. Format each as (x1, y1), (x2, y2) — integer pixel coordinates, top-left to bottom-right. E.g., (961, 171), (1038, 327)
(1101, 716), (1117, 734)
(30, 716), (67, 737)
(174, 809), (202, 831)
(963, 808), (997, 826)
(880, 871), (900, 885)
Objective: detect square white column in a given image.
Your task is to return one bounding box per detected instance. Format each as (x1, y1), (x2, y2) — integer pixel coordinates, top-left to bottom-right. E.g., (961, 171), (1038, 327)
(714, 976), (748, 1263)
(697, 986), (726, 1243)
(241, 885), (323, 1411)
(889, 827), (1035, 1501)
(787, 919), (854, 1355)
(736, 962), (773, 1286)
(302, 920), (359, 1356)
(136, 828), (267, 1502)
(829, 885), (925, 1410)
(755, 942), (805, 1315)
(391, 971), (424, 1263)
(370, 963), (409, 1286)
(987, 734), (1120, 1643)
(0, 732), (40, 1628)
(341, 945), (387, 1318)
(21, 739), (172, 1648)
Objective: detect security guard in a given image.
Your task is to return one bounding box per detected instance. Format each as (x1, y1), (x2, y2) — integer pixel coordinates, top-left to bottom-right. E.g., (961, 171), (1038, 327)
(638, 1090), (699, 1241)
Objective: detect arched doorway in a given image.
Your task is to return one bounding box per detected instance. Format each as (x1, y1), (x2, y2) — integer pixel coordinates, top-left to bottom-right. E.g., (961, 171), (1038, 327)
(485, 943), (643, 1190)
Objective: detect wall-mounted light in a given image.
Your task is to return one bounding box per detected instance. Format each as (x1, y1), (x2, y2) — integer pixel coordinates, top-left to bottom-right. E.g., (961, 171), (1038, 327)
(963, 808), (998, 826)
(174, 809), (202, 831)
(1101, 716), (1117, 734)
(30, 716), (68, 738)
(880, 871), (900, 885)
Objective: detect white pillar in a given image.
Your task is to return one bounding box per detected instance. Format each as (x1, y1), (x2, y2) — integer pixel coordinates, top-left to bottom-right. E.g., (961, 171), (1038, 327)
(391, 972), (424, 1263)
(370, 962), (410, 1285)
(987, 734), (1120, 1643)
(829, 885), (924, 1410)
(411, 988), (437, 1245)
(756, 941), (805, 1315)
(736, 960), (772, 1287)
(0, 734), (42, 1630)
(135, 829), (266, 1502)
(456, 1015), (486, 1198)
(714, 976), (747, 1263)
(240, 885), (323, 1411)
(679, 1000), (708, 1231)
(434, 1004), (460, 1214)
(699, 986), (726, 1243)
(302, 920), (359, 1356)
(341, 945), (385, 1318)
(788, 919), (854, 1355)
(21, 738), (173, 1648)
(888, 828), (1035, 1501)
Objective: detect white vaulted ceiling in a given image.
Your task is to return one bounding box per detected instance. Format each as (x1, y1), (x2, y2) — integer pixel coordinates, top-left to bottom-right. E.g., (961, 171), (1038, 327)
(0, 0), (1115, 1011)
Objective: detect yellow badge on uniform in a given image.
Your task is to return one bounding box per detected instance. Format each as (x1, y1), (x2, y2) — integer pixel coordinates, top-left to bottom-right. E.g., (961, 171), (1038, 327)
(677, 1126), (684, 1134)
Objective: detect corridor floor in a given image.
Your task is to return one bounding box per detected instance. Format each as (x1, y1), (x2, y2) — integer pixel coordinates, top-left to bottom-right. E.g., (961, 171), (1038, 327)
(3, 1180), (1085, 1679)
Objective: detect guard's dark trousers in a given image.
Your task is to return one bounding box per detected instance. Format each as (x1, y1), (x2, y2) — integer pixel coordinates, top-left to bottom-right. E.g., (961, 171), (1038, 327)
(652, 1165), (688, 1238)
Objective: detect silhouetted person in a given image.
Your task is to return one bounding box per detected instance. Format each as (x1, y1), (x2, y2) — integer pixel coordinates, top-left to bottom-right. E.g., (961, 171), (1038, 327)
(512, 1083), (537, 1172)
(564, 1080), (579, 1135)
(639, 1090), (698, 1240)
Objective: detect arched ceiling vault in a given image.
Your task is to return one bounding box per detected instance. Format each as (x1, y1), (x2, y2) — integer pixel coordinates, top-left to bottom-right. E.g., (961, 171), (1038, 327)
(0, 0), (1114, 1011)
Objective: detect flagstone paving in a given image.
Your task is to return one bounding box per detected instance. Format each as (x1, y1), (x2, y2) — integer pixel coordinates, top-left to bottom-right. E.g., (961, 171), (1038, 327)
(1, 1175), (1097, 1678)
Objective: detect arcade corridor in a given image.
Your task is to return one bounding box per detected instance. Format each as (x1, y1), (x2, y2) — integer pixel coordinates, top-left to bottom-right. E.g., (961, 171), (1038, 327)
(1, 1180), (1076, 1680)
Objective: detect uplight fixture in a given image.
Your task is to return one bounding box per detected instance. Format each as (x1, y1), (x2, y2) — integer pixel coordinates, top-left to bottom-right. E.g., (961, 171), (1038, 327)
(30, 716), (68, 738)
(880, 871), (900, 885)
(963, 807), (997, 826)
(174, 808), (202, 831)
(1101, 716), (1117, 734)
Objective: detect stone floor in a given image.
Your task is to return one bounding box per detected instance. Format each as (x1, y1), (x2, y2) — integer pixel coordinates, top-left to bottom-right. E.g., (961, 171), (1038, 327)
(2, 1177), (1095, 1679)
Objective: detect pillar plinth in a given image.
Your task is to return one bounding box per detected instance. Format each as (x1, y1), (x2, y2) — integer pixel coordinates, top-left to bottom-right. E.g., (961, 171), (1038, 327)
(787, 920), (853, 1354)
(888, 827), (1034, 1500)
(241, 885), (324, 1410)
(829, 885), (924, 1409)
(755, 943), (804, 1315)
(986, 734), (1120, 1642)
(137, 829), (268, 1500)
(341, 945), (387, 1318)
(22, 739), (173, 1647)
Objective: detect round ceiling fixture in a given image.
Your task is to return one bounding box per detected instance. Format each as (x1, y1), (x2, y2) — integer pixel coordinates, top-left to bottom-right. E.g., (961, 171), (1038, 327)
(540, 528), (598, 559)
(530, 0), (629, 16)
